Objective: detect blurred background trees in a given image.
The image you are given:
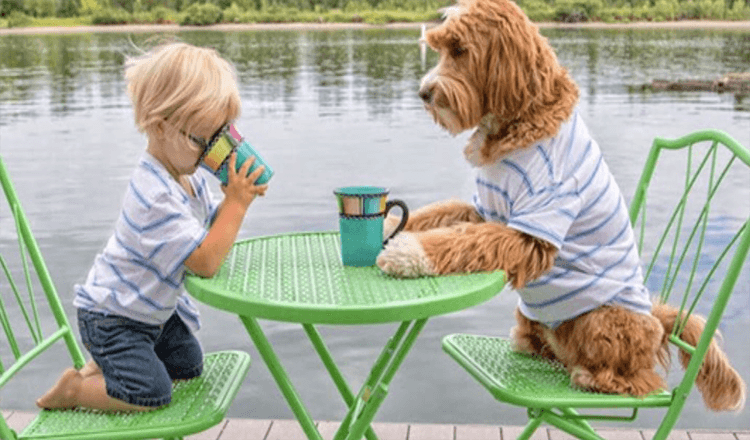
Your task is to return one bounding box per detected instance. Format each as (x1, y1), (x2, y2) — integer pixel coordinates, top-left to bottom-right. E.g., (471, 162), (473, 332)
(1, 0), (749, 27)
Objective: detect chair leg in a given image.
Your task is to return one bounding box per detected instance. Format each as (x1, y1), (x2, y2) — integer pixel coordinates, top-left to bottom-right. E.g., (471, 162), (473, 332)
(559, 407), (596, 434)
(539, 410), (605, 440)
(517, 413), (544, 440)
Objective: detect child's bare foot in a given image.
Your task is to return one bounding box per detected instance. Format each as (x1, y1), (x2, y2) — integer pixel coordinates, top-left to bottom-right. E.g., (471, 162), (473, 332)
(36, 368), (82, 409)
(79, 360), (101, 378)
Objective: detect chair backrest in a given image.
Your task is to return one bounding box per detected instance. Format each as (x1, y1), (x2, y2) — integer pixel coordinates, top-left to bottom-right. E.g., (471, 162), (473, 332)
(0, 156), (86, 439)
(628, 129), (750, 427)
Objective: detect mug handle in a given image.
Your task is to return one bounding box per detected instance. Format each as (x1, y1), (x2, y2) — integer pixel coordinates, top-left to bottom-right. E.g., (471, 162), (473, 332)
(383, 199), (409, 246)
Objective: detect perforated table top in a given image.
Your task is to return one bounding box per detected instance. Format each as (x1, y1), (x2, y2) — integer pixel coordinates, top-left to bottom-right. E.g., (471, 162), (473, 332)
(185, 231), (506, 324)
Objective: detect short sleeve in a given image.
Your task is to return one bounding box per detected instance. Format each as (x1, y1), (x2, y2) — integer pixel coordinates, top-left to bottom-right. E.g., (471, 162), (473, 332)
(507, 183), (581, 249)
(133, 192), (208, 278)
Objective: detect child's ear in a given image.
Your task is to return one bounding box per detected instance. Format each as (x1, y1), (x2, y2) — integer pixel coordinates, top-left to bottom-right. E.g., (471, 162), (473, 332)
(150, 119), (167, 139)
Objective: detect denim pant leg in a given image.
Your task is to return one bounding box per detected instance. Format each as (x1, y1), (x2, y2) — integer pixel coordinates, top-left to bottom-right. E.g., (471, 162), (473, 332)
(78, 309), (174, 407)
(155, 313), (204, 380)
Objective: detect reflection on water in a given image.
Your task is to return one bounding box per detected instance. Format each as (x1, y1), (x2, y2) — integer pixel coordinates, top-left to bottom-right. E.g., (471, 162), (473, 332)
(0, 28), (749, 429)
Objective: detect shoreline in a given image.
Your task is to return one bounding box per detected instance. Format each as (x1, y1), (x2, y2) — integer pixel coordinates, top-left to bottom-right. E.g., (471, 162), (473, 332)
(2, 19), (750, 35)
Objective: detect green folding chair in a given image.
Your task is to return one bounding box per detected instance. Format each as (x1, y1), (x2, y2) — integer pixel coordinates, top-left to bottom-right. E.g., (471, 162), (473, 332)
(0, 156), (252, 440)
(442, 129), (750, 440)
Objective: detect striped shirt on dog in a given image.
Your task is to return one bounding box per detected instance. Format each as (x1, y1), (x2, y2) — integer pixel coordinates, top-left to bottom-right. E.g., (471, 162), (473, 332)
(472, 110), (652, 328)
(73, 153), (219, 332)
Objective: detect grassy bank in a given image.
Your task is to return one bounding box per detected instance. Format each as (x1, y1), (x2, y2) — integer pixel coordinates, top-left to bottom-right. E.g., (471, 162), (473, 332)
(1, 7), (439, 27)
(2, 0), (750, 29)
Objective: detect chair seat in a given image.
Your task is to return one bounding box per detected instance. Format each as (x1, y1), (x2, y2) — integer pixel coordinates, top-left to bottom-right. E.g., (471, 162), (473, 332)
(442, 334), (672, 410)
(19, 350), (251, 440)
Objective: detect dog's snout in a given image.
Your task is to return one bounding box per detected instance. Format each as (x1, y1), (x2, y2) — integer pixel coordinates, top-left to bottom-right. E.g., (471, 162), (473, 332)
(419, 86), (433, 104)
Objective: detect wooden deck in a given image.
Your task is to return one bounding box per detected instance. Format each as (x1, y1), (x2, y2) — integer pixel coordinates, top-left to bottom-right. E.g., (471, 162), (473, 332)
(4, 410), (750, 440)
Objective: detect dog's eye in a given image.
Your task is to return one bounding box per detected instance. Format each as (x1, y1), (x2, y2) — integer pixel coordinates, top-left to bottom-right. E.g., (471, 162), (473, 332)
(450, 45), (467, 58)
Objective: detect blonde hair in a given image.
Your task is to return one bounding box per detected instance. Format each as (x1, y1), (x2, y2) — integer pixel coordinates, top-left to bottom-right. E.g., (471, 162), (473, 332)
(125, 42), (241, 154)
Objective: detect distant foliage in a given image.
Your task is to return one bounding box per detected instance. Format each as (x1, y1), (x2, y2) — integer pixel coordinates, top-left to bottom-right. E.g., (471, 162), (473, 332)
(24, 0), (56, 16)
(132, 5), (174, 21)
(150, 5), (174, 20)
(110, 0), (136, 12)
(1, 0), (25, 15)
(6, 10), (33, 25)
(90, 6), (132, 22)
(221, 1), (243, 20)
(726, 0), (749, 18)
(57, 0), (80, 16)
(653, 0), (679, 20)
(79, 0), (102, 14)
(517, 0), (556, 20)
(179, 2), (222, 24)
(553, 0), (603, 21)
(4, 0), (750, 27)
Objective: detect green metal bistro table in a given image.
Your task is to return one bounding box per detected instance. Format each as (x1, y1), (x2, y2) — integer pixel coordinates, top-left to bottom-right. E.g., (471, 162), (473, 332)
(185, 231), (505, 440)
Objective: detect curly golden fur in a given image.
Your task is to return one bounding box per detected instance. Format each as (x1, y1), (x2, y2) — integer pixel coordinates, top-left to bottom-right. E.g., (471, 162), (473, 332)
(376, 0), (746, 411)
(418, 0), (578, 165)
(398, 201), (557, 288)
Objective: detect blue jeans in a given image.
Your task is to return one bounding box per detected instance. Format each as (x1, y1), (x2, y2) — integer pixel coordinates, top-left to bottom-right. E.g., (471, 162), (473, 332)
(78, 309), (203, 407)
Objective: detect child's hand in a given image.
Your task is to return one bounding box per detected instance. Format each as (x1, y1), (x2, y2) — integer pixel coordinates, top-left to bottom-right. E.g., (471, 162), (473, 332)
(221, 153), (269, 208)
(188, 153), (268, 278)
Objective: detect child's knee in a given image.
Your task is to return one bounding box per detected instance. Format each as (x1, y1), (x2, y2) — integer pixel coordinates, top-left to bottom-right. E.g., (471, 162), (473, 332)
(156, 314), (204, 380)
(108, 370), (173, 407)
(167, 360), (203, 380)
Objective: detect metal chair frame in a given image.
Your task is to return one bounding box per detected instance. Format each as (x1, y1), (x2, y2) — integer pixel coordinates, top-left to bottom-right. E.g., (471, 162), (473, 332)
(0, 156), (251, 440)
(442, 129), (750, 440)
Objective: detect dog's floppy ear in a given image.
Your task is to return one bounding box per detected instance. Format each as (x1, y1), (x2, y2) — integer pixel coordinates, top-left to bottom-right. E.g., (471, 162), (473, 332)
(483, 0), (548, 121)
(473, 0), (578, 161)
(424, 13), (467, 54)
(423, 26), (445, 52)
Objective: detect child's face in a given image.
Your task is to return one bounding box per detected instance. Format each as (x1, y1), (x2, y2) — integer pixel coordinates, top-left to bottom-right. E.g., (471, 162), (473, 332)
(158, 118), (227, 178)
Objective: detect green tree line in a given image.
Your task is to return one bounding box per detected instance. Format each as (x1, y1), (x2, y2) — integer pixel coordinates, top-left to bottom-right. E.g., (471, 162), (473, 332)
(2, 0), (749, 27)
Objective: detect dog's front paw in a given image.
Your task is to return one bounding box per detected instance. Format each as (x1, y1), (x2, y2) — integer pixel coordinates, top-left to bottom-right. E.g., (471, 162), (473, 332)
(377, 232), (437, 278)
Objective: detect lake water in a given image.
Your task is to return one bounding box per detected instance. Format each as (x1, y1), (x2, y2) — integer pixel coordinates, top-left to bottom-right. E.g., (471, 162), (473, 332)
(1, 27), (749, 430)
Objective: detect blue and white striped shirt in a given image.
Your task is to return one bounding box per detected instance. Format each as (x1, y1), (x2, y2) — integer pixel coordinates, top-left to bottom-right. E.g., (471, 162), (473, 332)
(472, 110), (652, 327)
(73, 153), (219, 332)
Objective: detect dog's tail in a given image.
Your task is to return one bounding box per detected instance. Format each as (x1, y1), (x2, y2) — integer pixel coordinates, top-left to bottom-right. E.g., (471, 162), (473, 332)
(652, 302), (746, 411)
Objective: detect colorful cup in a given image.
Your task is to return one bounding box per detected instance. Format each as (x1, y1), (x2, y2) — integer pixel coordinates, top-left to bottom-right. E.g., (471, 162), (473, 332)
(334, 186), (409, 267)
(199, 123), (274, 185)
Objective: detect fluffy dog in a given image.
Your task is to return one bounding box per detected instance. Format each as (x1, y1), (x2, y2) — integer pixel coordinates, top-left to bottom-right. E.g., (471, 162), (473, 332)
(376, 0), (746, 411)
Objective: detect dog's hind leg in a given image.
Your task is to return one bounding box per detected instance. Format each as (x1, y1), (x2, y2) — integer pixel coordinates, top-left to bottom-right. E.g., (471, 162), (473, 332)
(569, 365), (666, 397)
(553, 306), (667, 396)
(510, 308), (557, 361)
